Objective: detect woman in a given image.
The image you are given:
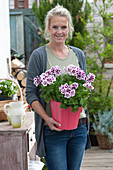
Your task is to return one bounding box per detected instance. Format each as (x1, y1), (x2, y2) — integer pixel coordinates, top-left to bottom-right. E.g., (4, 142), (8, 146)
(26, 5), (91, 170)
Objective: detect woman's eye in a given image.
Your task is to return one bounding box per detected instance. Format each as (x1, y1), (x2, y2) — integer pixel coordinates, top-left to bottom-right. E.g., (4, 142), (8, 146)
(62, 26), (67, 29)
(52, 26), (58, 29)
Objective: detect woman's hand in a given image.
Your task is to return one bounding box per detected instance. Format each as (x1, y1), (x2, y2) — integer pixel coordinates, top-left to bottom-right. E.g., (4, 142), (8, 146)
(32, 100), (62, 131)
(45, 117), (62, 131)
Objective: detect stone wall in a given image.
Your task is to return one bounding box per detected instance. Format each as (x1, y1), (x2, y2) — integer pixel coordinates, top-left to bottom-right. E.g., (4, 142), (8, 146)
(104, 64), (113, 79)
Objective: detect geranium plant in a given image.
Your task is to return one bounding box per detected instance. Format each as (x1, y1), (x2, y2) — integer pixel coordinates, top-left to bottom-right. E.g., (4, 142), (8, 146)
(34, 65), (95, 112)
(0, 78), (18, 97)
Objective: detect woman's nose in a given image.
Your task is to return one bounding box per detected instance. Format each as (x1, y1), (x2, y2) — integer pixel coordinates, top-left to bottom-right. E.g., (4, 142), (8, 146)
(57, 28), (62, 33)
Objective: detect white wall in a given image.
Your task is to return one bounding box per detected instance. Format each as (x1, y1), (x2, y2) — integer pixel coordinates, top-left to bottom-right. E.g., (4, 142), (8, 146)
(9, 0), (14, 9)
(9, 0), (40, 9)
(29, 0), (40, 8)
(0, 0), (11, 78)
(29, 0), (35, 8)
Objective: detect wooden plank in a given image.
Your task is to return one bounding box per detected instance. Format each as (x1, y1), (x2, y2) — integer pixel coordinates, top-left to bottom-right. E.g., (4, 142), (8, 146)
(10, 15), (16, 50)
(85, 147), (112, 153)
(10, 11), (23, 15)
(83, 155), (113, 159)
(24, 18), (32, 66)
(16, 13), (24, 54)
(24, 16), (41, 66)
(10, 9), (34, 15)
(29, 15), (39, 27)
(24, 16), (41, 42)
(10, 12), (24, 54)
(24, 16), (38, 33)
(82, 162), (113, 167)
(81, 147), (113, 170)
(0, 135), (24, 170)
(81, 167), (113, 170)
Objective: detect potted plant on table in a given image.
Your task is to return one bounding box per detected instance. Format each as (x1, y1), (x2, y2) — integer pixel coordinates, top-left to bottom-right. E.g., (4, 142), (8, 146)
(34, 65), (95, 130)
(0, 77), (18, 100)
(93, 109), (113, 149)
(0, 77), (19, 121)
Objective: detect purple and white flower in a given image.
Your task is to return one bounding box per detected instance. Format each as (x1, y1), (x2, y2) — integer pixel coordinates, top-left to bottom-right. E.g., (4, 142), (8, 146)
(11, 85), (14, 90)
(0, 78), (18, 97)
(64, 92), (71, 98)
(59, 83), (76, 98)
(76, 69), (86, 80)
(4, 85), (7, 88)
(67, 65), (77, 75)
(33, 64), (95, 109)
(46, 75), (56, 85)
(34, 76), (41, 87)
(83, 82), (94, 90)
(51, 66), (61, 76)
(70, 89), (75, 96)
(62, 66), (66, 74)
(42, 80), (47, 87)
(45, 69), (51, 76)
(86, 73), (95, 83)
(70, 83), (78, 89)
(40, 73), (47, 81)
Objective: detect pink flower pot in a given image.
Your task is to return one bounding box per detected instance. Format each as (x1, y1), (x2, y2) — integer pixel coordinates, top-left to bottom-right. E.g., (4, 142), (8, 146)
(50, 100), (83, 130)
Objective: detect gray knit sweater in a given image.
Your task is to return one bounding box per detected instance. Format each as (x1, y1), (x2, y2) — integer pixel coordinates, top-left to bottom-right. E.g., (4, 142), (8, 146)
(26, 45), (91, 157)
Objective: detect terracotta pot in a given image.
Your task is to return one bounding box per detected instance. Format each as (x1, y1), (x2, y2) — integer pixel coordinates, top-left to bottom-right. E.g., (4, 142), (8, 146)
(96, 134), (113, 149)
(50, 100), (83, 130)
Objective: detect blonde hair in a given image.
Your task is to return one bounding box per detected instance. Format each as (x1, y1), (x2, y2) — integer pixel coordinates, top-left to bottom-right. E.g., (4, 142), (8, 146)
(44, 4), (74, 40)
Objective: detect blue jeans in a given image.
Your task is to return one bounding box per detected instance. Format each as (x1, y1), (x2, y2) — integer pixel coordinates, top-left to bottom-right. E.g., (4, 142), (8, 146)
(43, 123), (87, 170)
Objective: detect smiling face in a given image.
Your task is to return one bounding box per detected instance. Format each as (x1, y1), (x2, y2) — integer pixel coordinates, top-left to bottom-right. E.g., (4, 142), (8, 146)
(48, 15), (69, 44)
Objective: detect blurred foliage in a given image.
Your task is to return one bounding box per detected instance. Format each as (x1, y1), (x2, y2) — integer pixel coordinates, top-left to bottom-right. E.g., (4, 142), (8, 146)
(75, 0), (113, 128)
(41, 158), (47, 170)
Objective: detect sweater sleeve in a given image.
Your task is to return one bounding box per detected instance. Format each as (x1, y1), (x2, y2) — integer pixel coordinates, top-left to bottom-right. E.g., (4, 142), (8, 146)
(79, 49), (87, 76)
(26, 49), (42, 107)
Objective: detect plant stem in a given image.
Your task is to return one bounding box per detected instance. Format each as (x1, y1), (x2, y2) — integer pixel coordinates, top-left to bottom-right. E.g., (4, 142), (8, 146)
(106, 75), (113, 97)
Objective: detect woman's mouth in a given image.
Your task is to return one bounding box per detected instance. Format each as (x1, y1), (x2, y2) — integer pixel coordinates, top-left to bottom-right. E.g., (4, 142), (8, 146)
(55, 35), (63, 38)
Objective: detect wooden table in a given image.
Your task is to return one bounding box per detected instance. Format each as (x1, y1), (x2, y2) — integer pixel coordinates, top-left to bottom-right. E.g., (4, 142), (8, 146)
(0, 111), (35, 170)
